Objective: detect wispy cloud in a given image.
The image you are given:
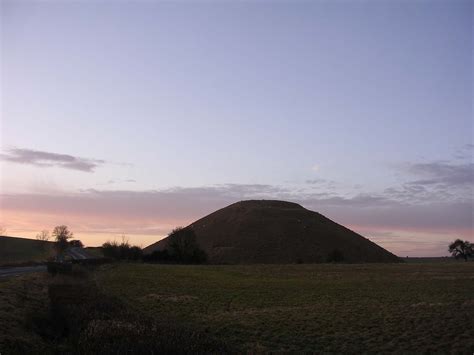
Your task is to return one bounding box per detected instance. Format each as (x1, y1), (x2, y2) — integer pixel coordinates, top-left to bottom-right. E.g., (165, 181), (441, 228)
(406, 161), (473, 187)
(386, 153), (474, 205)
(103, 179), (137, 185)
(453, 143), (474, 160)
(305, 178), (337, 190)
(0, 148), (105, 172)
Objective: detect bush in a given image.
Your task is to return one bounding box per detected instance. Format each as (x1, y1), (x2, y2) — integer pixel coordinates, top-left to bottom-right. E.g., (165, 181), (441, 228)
(167, 228), (207, 264)
(143, 228), (207, 264)
(102, 240), (143, 260)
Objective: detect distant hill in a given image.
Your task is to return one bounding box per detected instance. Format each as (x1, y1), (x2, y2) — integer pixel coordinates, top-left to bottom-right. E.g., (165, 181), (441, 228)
(144, 200), (400, 264)
(0, 235), (54, 265)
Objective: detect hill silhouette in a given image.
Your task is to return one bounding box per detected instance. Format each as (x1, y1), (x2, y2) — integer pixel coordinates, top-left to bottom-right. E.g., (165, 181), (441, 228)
(144, 200), (400, 263)
(0, 235), (53, 265)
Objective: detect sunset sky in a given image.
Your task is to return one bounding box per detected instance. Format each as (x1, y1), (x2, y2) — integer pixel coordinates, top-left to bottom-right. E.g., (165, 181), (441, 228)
(1, 0), (472, 256)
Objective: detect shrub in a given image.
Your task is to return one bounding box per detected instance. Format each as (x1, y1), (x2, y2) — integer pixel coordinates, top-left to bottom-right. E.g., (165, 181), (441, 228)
(102, 240), (142, 260)
(143, 228), (207, 264)
(167, 228), (207, 264)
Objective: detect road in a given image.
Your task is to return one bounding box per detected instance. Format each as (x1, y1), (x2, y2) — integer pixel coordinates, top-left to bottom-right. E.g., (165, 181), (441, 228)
(0, 265), (47, 278)
(0, 247), (95, 278)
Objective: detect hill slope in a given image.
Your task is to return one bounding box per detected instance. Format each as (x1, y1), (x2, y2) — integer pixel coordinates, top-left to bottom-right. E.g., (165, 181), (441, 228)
(145, 200), (399, 263)
(0, 235), (53, 265)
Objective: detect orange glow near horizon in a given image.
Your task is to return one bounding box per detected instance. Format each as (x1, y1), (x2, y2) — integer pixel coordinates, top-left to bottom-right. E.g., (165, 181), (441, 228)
(2, 210), (471, 256)
(0, 209), (178, 248)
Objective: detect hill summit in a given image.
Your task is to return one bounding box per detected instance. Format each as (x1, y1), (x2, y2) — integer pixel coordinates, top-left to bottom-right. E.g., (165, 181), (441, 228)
(145, 200), (399, 263)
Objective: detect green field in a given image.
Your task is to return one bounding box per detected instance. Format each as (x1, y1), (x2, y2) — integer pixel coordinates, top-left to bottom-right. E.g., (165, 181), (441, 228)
(96, 262), (474, 353)
(0, 236), (53, 265)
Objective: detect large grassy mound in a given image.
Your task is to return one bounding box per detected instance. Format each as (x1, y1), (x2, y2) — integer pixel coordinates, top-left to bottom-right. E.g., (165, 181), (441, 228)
(145, 200), (399, 263)
(97, 263), (474, 353)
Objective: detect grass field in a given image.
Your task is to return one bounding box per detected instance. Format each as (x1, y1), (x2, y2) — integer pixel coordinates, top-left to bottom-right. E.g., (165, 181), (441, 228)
(0, 236), (53, 265)
(0, 268), (228, 354)
(97, 262), (474, 353)
(0, 273), (51, 353)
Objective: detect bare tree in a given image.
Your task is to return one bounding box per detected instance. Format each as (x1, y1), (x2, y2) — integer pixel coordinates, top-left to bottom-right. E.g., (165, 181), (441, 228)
(36, 230), (50, 241)
(449, 239), (473, 261)
(0, 226), (6, 236)
(52, 225), (74, 255)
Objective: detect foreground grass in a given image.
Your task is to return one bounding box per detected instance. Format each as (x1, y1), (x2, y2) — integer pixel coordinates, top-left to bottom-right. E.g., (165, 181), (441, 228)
(0, 268), (227, 354)
(0, 273), (52, 353)
(97, 262), (474, 353)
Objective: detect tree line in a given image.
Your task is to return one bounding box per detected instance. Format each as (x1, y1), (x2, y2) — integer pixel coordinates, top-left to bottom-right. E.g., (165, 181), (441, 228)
(102, 227), (207, 264)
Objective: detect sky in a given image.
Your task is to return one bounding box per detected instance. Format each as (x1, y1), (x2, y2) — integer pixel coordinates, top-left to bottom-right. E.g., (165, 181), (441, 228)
(0, 0), (472, 256)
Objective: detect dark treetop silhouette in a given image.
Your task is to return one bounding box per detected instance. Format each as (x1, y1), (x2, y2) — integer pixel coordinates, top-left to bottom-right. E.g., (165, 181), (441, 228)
(449, 239), (473, 261)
